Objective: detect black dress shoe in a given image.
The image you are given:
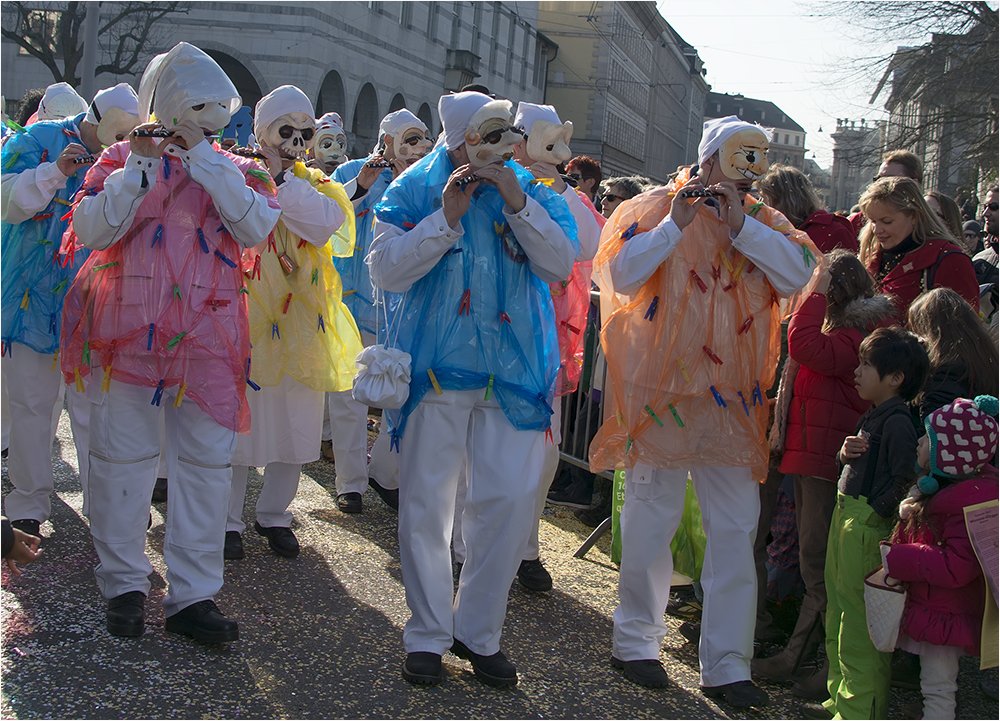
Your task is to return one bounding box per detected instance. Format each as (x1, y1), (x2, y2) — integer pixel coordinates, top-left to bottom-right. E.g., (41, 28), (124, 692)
(701, 680), (770, 708)
(107, 591), (145, 637)
(253, 521), (299, 557)
(10, 518), (41, 537)
(165, 600), (238, 643)
(517, 558), (553, 592)
(224, 531), (245, 560)
(450, 639), (517, 687)
(611, 656), (669, 688)
(151, 477), (168, 503)
(368, 478), (398, 510)
(337, 492), (363, 514)
(401, 652), (443, 685)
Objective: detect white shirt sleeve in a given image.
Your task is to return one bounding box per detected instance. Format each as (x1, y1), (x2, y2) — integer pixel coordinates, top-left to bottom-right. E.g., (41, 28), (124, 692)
(609, 215), (684, 296)
(274, 174), (346, 247)
(71, 152), (158, 250)
(560, 187), (601, 261)
(177, 140), (280, 249)
(732, 214), (814, 297)
(368, 208), (463, 293)
(1, 161), (72, 225)
(502, 194), (578, 284)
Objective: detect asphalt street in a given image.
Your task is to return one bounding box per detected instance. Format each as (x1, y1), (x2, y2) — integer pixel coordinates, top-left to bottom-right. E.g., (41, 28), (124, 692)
(1, 406), (996, 719)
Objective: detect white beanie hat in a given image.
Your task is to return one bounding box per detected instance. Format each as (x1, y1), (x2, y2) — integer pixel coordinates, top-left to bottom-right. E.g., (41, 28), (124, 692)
(38, 83), (88, 120)
(513, 102), (561, 133)
(253, 85), (315, 142)
(84, 83), (139, 125)
(698, 115), (768, 166)
(437, 91), (503, 150)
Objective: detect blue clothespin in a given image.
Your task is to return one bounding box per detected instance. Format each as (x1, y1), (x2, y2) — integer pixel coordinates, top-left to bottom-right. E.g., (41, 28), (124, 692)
(621, 222), (639, 241)
(390, 431), (400, 453)
(151, 379), (165, 406)
(214, 249), (237, 268)
(162, 156), (170, 179)
(271, 323), (280, 340)
(151, 224), (163, 248)
(49, 313), (58, 335)
(710, 385), (727, 408)
(737, 391), (749, 416)
(752, 380), (763, 407)
(147, 323), (154, 351)
(317, 314), (325, 332)
(197, 227), (209, 254)
(644, 295), (659, 321)
(216, 224), (226, 234)
(247, 377), (261, 391)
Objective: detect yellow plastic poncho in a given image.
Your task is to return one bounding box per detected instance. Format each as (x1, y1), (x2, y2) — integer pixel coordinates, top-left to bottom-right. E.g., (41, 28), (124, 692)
(242, 162), (363, 392)
(589, 169), (824, 480)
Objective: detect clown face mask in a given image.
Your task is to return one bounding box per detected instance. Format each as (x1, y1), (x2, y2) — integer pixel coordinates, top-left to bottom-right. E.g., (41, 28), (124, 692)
(316, 131), (347, 166)
(263, 113), (316, 161)
(464, 100), (522, 168)
(391, 125), (433, 165)
(719, 128), (770, 181)
(526, 119), (573, 165)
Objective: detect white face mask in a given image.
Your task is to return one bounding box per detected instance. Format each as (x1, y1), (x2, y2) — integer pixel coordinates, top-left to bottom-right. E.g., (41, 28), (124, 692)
(177, 101), (231, 135)
(263, 113), (316, 161)
(392, 125), (433, 165)
(525, 119), (573, 165)
(465, 110), (522, 168)
(316, 132), (347, 165)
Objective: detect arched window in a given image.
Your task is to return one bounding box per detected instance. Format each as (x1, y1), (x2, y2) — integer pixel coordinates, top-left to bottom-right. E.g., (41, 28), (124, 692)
(388, 93), (406, 113)
(416, 102), (433, 135)
(352, 83), (379, 158)
(317, 70), (346, 116)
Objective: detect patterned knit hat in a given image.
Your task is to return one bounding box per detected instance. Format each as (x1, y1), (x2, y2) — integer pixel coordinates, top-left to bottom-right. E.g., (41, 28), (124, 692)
(925, 395), (999, 479)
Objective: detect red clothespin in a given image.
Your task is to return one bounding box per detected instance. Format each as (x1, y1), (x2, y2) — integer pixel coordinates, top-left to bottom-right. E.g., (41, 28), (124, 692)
(251, 255), (261, 280)
(703, 345), (723, 365)
(690, 269), (708, 293)
(297, 238), (308, 249)
(459, 288), (471, 316)
(738, 316), (754, 335)
(500, 312), (511, 325)
(561, 320), (581, 334)
(31, 212), (53, 221)
(545, 427), (554, 445)
(711, 264), (721, 280)
(282, 293), (292, 314)
(746, 262), (756, 275)
(266, 234), (277, 254)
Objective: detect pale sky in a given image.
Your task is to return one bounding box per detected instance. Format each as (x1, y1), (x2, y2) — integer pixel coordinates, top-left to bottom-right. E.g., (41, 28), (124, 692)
(658, 0), (922, 170)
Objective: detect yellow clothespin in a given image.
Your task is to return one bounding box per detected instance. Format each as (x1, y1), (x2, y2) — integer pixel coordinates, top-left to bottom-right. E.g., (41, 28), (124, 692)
(676, 358), (692, 383)
(173, 382), (187, 407)
(427, 369), (443, 395)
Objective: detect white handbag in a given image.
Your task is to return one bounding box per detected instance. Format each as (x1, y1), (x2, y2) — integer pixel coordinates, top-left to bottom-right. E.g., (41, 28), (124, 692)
(864, 565), (907, 652)
(352, 287), (411, 410)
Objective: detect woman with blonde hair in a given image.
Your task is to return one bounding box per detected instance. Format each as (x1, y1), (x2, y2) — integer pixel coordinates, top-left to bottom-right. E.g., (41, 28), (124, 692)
(758, 164), (857, 253)
(858, 177), (978, 320)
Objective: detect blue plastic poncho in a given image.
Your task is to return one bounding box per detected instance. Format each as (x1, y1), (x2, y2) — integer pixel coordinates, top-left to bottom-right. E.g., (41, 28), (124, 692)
(1, 113), (91, 355)
(374, 145), (579, 444)
(332, 156), (391, 336)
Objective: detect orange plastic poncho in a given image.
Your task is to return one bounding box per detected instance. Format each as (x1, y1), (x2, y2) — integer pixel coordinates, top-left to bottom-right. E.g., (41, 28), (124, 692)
(589, 170), (824, 480)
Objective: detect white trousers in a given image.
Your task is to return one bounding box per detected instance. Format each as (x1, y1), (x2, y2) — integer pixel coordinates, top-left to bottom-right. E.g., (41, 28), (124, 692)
(398, 389), (544, 656)
(917, 642), (962, 719)
(228, 462), (301, 531)
(614, 463), (759, 687)
(327, 389), (371, 496)
(88, 379), (235, 616)
(2, 346), (91, 522)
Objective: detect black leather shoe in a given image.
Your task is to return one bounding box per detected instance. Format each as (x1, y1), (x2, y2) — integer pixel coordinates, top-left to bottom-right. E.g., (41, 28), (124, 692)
(10, 518), (41, 537)
(151, 477), (168, 503)
(701, 680), (770, 708)
(107, 591), (145, 637)
(253, 521), (299, 558)
(611, 656), (669, 688)
(368, 478), (399, 511)
(450, 639), (517, 687)
(337, 492), (363, 514)
(401, 652), (443, 685)
(517, 558), (553, 592)
(800, 701), (834, 719)
(224, 531), (245, 560)
(165, 600), (238, 643)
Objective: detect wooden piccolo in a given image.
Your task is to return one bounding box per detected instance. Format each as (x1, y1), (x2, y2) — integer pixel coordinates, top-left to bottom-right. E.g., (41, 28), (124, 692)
(134, 128), (174, 138)
(455, 173), (480, 187)
(230, 147), (268, 160)
(73, 155), (97, 165)
(678, 188), (721, 198)
(364, 159), (394, 169)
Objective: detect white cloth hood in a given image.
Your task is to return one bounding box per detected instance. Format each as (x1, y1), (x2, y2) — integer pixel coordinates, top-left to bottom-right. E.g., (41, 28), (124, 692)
(138, 42), (240, 125)
(253, 85), (315, 142)
(38, 83), (88, 120)
(84, 83), (139, 125)
(438, 92), (511, 150)
(698, 115), (768, 166)
(513, 102), (560, 133)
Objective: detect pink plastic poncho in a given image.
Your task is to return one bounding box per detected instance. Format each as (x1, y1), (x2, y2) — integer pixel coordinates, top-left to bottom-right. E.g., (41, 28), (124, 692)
(60, 143), (280, 433)
(550, 188), (602, 396)
(590, 170), (824, 480)
(242, 162), (362, 391)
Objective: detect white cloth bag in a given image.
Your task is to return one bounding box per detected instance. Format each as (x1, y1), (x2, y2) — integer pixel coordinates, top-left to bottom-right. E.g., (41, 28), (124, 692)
(352, 286), (411, 410)
(864, 565), (907, 653)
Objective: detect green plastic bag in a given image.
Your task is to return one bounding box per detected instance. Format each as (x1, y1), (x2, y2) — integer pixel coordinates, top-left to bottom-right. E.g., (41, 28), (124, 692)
(611, 472), (707, 582)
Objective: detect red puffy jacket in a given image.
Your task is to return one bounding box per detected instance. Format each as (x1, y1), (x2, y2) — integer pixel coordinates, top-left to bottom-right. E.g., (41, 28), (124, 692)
(801, 210), (859, 254)
(779, 292), (896, 481)
(868, 238), (980, 322)
(886, 467), (997, 656)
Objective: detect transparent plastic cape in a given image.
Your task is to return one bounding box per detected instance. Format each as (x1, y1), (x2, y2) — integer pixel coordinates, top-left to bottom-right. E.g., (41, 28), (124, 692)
(374, 144), (580, 445)
(551, 188), (603, 396)
(590, 169), (824, 480)
(59, 142), (279, 433)
(241, 161), (362, 392)
(332, 156), (392, 335)
(1, 115), (91, 355)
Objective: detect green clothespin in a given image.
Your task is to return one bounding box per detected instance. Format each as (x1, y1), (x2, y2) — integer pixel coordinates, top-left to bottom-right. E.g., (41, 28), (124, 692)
(668, 403), (684, 428)
(644, 404), (664, 427)
(166, 331), (187, 350)
(173, 285), (182, 300)
(803, 245), (816, 267)
(311, 268), (319, 285)
(484, 374), (494, 401)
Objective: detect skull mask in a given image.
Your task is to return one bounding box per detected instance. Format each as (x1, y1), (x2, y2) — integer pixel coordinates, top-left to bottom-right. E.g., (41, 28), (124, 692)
(719, 127), (770, 181)
(390, 124), (433, 165)
(254, 86), (317, 162)
(525, 119), (573, 165)
(464, 100), (522, 168)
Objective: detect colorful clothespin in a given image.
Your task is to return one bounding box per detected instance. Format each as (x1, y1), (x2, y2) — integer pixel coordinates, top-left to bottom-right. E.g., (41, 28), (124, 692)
(173, 285), (182, 301)
(747, 201), (764, 217)
(318, 314), (325, 332)
(752, 380), (763, 407)
(561, 320), (580, 334)
(690, 269), (708, 293)
(19, 289), (29, 310)
(803, 245), (816, 267)
(151, 379), (165, 406)
(3, 151), (20, 169)
(710, 385), (727, 407)
(1, 342), (9, 358)
(101, 364), (113, 392)
(500, 312), (511, 325)
(271, 323), (280, 340)
(676, 358), (692, 383)
(147, 323), (155, 350)
(40, 149), (48, 163)
(484, 374), (494, 401)
(214, 249), (237, 268)
(494, 221), (505, 236)
(718, 249), (734, 274)
(52, 349), (60, 372)
(311, 268), (319, 285)
(644, 404), (664, 427)
(703, 345), (723, 365)
(621, 222), (639, 241)
(616, 410), (625, 427)
(251, 255), (261, 280)
(247, 377), (261, 391)
(737, 391), (750, 416)
(151, 224), (163, 248)
(163, 155), (171, 178)
(738, 316), (754, 335)
(625, 435), (632, 454)
(459, 289), (471, 316)
(282, 293), (292, 314)
(92, 261), (120, 271)
(82, 340), (90, 366)
(545, 427), (554, 445)
(31, 212), (53, 221)
(37, 238), (53, 246)
(166, 331), (186, 350)
(173, 382), (187, 407)
(644, 295), (659, 321)
(668, 403), (684, 428)
(48, 313), (58, 336)
(197, 228), (209, 254)
(53, 197), (71, 207)
(746, 262), (756, 275)
(267, 235), (277, 254)
(711, 264), (721, 280)
(427, 368), (443, 395)
(297, 238), (308, 249)
(74, 367), (85, 393)
(52, 278), (68, 294)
